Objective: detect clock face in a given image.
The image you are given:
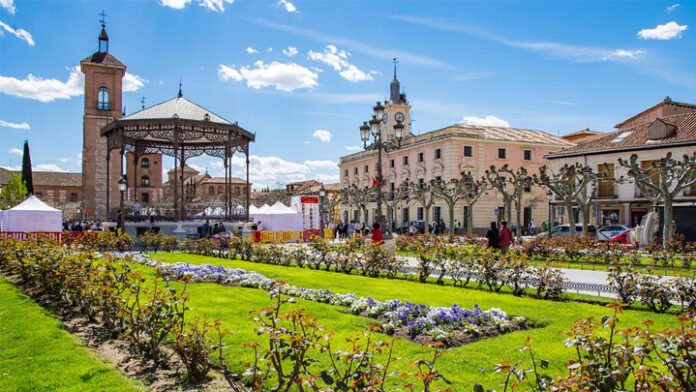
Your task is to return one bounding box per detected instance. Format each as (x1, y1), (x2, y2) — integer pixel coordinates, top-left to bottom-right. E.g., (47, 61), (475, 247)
(382, 113), (389, 124)
(395, 112), (405, 122)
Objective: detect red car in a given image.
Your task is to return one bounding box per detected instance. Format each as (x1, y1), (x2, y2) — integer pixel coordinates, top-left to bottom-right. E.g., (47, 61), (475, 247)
(609, 229), (632, 244)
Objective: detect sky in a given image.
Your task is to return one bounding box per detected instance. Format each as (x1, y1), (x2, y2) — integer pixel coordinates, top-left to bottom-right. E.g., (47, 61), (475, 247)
(0, 0), (694, 189)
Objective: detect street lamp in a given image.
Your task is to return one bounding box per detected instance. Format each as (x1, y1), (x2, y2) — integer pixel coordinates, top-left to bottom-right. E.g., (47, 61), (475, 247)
(547, 190), (553, 239)
(359, 101), (404, 239)
(118, 175), (127, 213)
(319, 185), (326, 237)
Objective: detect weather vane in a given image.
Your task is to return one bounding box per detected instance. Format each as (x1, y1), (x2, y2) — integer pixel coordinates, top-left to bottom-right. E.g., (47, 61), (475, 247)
(141, 96), (145, 110)
(99, 11), (107, 27)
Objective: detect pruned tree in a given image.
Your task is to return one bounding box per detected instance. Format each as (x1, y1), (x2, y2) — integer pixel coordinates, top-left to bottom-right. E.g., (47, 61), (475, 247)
(407, 179), (436, 230)
(341, 184), (374, 225)
(619, 152), (696, 246)
(431, 172), (487, 234)
(486, 164), (534, 239)
(573, 165), (609, 236)
(383, 180), (410, 231)
(320, 193), (341, 225)
(535, 163), (596, 237)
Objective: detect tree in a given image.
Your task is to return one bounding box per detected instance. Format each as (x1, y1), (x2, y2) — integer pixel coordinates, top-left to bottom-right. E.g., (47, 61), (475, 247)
(486, 164), (534, 239)
(0, 173), (28, 209)
(619, 152), (696, 246)
(573, 165), (607, 236)
(459, 172), (487, 234)
(340, 184), (374, 225)
(21, 140), (34, 195)
(431, 172), (487, 235)
(383, 180), (410, 231)
(535, 163), (596, 237)
(407, 179), (436, 231)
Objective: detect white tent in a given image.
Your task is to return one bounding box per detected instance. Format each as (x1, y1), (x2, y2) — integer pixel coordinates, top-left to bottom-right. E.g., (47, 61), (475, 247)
(251, 202), (303, 231)
(1, 195), (63, 233)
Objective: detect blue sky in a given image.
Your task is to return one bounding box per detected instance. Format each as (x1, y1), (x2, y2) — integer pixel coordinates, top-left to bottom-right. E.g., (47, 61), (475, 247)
(1, 0), (694, 188)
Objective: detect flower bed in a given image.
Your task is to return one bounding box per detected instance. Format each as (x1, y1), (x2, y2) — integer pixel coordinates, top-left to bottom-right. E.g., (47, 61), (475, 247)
(144, 258), (533, 347)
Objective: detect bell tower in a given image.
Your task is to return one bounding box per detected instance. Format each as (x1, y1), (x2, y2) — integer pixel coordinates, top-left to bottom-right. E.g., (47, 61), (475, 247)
(383, 58), (412, 140)
(81, 16), (126, 219)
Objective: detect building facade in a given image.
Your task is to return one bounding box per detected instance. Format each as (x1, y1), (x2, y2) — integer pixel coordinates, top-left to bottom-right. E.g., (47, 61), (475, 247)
(338, 72), (573, 233)
(0, 168), (82, 218)
(547, 99), (696, 228)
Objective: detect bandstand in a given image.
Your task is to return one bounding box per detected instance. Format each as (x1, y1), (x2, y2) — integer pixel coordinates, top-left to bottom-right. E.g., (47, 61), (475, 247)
(101, 91), (255, 223)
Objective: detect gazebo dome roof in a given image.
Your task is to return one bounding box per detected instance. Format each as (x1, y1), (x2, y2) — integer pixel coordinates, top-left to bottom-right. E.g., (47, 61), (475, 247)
(123, 96), (233, 125)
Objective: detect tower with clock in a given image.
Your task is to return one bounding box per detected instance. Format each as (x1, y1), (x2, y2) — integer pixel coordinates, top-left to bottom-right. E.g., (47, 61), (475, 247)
(381, 58), (412, 140)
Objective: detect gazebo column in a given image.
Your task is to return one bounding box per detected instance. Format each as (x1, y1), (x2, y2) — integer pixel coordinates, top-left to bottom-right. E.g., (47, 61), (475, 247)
(173, 145), (178, 221)
(180, 146), (186, 221)
(132, 150), (138, 203)
(245, 143), (250, 222)
(224, 148), (229, 219)
(120, 147), (125, 216)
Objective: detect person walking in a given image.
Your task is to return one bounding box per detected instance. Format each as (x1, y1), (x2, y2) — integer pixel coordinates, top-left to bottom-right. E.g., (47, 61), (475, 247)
(486, 222), (499, 249)
(371, 222), (383, 246)
(499, 221), (514, 254)
(530, 219), (536, 236)
(408, 222), (417, 236)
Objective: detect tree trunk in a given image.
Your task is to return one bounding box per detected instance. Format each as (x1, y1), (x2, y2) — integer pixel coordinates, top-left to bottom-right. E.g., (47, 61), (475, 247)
(580, 203), (591, 237)
(424, 204), (431, 234)
(663, 198), (673, 247)
(448, 201), (455, 235)
(466, 202), (474, 234)
(515, 195), (523, 240)
(566, 200), (576, 237)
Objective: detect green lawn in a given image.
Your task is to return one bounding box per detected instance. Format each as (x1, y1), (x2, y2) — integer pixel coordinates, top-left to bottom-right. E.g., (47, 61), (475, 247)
(149, 252), (681, 390)
(0, 276), (143, 392)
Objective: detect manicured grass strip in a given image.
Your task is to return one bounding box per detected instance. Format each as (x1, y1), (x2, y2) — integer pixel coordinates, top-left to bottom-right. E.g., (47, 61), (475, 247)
(150, 252), (680, 389)
(0, 276), (143, 392)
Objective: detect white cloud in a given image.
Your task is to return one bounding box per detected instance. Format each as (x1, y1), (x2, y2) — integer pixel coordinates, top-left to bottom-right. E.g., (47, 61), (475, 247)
(304, 160), (337, 171)
(308, 45), (372, 82)
(0, 20), (34, 46)
(34, 163), (68, 172)
(603, 49), (644, 60)
(218, 61), (318, 92)
(0, 119), (30, 129)
(312, 129), (331, 142)
(460, 115), (510, 127)
(267, 47), (273, 52)
(666, 3), (680, 13)
(278, 0), (297, 13)
(160, 0), (234, 12)
(0, 66), (146, 102)
(246, 46), (258, 54)
(59, 157), (69, 163)
(8, 147), (22, 156)
(0, 0), (15, 14)
(345, 145), (362, 151)
(282, 46), (298, 57)
(638, 21), (688, 40)
(123, 73), (147, 92)
(541, 99), (575, 106)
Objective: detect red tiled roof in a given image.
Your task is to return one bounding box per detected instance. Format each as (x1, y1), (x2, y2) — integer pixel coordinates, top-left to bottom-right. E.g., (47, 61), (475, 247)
(548, 112), (696, 158)
(201, 177), (249, 185)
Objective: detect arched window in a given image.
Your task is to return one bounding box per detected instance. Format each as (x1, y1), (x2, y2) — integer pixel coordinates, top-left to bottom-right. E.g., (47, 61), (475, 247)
(217, 186), (223, 195)
(209, 186), (215, 196)
(97, 86), (110, 110)
(140, 175), (150, 187)
(141, 158), (150, 168)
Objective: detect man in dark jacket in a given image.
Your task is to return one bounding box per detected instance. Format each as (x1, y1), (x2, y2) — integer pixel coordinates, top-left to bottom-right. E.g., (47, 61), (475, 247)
(486, 222), (499, 249)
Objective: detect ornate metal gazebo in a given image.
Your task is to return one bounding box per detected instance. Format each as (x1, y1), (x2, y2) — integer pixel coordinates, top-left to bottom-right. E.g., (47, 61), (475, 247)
(101, 93), (255, 221)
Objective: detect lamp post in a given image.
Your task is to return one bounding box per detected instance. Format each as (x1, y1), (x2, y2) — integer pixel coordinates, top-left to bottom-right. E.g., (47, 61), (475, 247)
(118, 175), (127, 213)
(547, 190), (553, 239)
(319, 185), (326, 237)
(360, 101), (404, 240)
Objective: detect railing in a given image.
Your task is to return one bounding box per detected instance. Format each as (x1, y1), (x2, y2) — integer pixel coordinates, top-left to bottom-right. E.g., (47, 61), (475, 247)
(254, 229), (334, 243)
(0, 232), (62, 241)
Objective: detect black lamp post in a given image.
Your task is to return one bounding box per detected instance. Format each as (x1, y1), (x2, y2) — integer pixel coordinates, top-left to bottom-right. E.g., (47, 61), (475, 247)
(360, 102), (404, 240)
(118, 175), (127, 213)
(547, 190), (553, 239)
(319, 185), (326, 237)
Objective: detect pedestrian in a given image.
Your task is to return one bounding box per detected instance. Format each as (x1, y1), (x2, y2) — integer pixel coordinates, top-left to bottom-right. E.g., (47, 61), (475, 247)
(499, 221), (514, 254)
(486, 222), (499, 249)
(200, 220), (211, 238)
(134, 201), (141, 216)
(257, 221), (264, 231)
(371, 222), (383, 246)
(530, 219), (536, 236)
(439, 219), (447, 234)
(348, 221), (355, 238)
(408, 222), (417, 236)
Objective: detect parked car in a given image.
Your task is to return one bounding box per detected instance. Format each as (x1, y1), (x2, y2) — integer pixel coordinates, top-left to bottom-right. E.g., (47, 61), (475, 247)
(609, 228), (633, 244)
(396, 220), (426, 235)
(536, 224), (597, 238)
(597, 225), (632, 241)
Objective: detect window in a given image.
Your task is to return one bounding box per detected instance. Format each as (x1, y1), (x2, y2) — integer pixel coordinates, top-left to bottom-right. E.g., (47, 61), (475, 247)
(141, 158), (150, 168)
(364, 165), (369, 173)
(209, 186), (215, 196)
(418, 178), (424, 185)
(435, 176), (442, 181)
(523, 150), (532, 161)
(418, 152), (424, 162)
(389, 159), (395, 168)
(433, 206), (441, 222)
(141, 192), (149, 203)
(97, 86), (110, 110)
(70, 192), (78, 202)
(463, 146), (473, 157)
(435, 149), (441, 159)
(140, 176), (150, 187)
(344, 169), (348, 177)
(403, 156), (409, 165)
(402, 207), (409, 226)
(598, 163), (615, 197)
(523, 184), (532, 192)
(234, 187), (241, 195)
(354, 167), (358, 175)
(611, 131), (632, 143)
(498, 148), (507, 159)
(417, 207), (424, 220)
